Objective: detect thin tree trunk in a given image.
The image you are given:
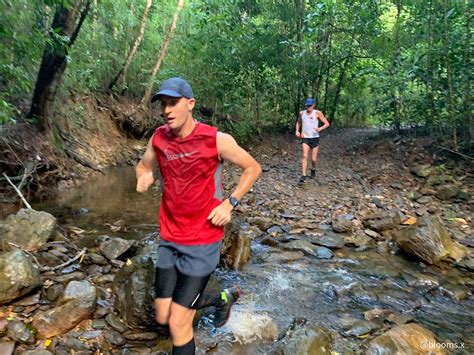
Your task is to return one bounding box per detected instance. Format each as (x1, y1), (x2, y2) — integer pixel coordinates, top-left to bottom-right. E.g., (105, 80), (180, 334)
(462, 1), (472, 146)
(142, 0), (184, 106)
(391, 0), (402, 134)
(322, 29), (333, 112)
(295, 0), (304, 115)
(109, 0), (153, 91)
(444, 0), (458, 150)
(426, 0), (437, 133)
(331, 31), (356, 122)
(28, 0), (91, 132)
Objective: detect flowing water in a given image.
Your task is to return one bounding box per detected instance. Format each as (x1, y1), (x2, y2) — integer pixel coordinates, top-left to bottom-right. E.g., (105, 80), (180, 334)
(36, 167), (474, 354)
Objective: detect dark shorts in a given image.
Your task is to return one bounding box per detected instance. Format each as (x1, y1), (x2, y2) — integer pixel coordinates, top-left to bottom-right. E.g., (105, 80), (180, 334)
(154, 239), (222, 309)
(301, 137), (320, 149)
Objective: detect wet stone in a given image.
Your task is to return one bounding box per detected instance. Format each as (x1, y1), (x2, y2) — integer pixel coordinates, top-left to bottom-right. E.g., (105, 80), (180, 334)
(85, 253), (109, 266)
(92, 319), (109, 330)
(45, 283), (64, 302)
(439, 284), (471, 301)
(105, 330), (126, 346)
(64, 336), (91, 351)
(266, 225), (284, 236)
(123, 332), (158, 341)
(106, 313), (128, 333)
(7, 320), (35, 344)
(311, 233), (345, 249)
(52, 271), (87, 283)
(100, 237), (131, 260)
(315, 247), (333, 259)
(343, 320), (380, 337)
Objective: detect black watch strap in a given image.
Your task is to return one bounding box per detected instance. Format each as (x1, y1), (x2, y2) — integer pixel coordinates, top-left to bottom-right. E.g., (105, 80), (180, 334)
(229, 196), (239, 208)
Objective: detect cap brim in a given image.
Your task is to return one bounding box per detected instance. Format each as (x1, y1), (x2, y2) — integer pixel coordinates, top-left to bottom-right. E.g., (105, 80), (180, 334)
(151, 89), (183, 103)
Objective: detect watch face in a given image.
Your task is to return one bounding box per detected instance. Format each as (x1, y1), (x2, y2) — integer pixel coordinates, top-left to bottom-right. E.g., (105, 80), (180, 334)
(230, 197), (239, 207)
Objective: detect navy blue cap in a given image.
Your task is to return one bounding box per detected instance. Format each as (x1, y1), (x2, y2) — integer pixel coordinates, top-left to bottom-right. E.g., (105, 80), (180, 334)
(305, 98), (315, 106)
(151, 77), (194, 102)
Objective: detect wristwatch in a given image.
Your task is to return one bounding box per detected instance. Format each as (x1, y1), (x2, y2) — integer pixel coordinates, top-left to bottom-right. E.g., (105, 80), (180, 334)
(228, 196), (239, 208)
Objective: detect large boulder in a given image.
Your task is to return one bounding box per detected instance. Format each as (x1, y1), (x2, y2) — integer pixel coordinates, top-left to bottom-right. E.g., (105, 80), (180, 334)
(112, 254), (156, 330)
(32, 280), (97, 338)
(0, 209), (56, 251)
(396, 216), (468, 265)
(220, 220), (251, 270)
(363, 209), (402, 232)
(99, 237), (131, 260)
(367, 323), (445, 354)
(0, 249), (42, 304)
(278, 325), (333, 355)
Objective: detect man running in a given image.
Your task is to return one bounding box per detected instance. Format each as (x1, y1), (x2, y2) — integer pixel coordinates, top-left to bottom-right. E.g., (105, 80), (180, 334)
(136, 77), (261, 355)
(295, 98), (330, 183)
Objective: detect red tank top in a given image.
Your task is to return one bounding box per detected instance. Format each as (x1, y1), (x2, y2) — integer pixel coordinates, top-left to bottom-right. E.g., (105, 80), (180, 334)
(152, 122), (224, 245)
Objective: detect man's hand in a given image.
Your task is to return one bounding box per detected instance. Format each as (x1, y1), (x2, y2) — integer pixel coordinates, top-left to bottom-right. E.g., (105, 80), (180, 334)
(314, 127), (321, 132)
(136, 171), (154, 193)
(296, 132), (304, 138)
(207, 200), (233, 226)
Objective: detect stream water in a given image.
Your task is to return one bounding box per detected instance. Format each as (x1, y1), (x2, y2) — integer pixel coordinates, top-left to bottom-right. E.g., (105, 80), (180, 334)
(35, 167), (473, 354)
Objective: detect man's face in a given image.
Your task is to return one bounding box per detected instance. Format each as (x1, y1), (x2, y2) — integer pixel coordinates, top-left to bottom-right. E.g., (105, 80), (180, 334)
(306, 104), (314, 111)
(159, 96), (195, 131)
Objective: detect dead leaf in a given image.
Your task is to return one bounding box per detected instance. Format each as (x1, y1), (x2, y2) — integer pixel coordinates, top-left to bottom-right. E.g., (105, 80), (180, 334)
(402, 217), (417, 225)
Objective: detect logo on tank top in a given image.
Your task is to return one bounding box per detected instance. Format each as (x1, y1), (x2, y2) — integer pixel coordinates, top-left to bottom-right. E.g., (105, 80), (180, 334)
(164, 149), (197, 161)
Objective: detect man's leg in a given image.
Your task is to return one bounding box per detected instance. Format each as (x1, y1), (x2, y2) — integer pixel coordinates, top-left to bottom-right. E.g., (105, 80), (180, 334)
(169, 302), (196, 347)
(154, 266), (179, 325)
(301, 143), (310, 182)
(310, 146), (319, 178)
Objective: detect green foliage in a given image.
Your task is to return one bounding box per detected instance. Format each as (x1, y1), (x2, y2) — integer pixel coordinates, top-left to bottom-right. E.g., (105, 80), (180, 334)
(0, 0), (471, 150)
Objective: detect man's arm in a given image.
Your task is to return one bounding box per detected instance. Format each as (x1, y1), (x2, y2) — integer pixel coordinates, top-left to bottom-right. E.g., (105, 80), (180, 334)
(295, 111), (303, 137)
(136, 137), (157, 193)
(316, 111), (330, 132)
(207, 132), (262, 226)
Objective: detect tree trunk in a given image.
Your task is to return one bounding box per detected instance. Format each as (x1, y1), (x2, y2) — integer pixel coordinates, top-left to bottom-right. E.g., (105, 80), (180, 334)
(141, 0), (184, 106)
(462, 1), (472, 146)
(391, 0), (402, 134)
(443, 0), (458, 150)
(330, 31), (356, 123)
(29, 0), (91, 132)
(294, 0), (304, 115)
(109, 0), (153, 91)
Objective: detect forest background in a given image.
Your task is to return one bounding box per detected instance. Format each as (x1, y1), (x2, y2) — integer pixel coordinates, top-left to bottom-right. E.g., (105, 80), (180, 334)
(0, 0), (472, 161)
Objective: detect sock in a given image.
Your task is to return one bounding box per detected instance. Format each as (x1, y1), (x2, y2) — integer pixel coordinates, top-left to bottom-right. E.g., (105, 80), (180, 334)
(172, 337), (195, 355)
(195, 292), (225, 309)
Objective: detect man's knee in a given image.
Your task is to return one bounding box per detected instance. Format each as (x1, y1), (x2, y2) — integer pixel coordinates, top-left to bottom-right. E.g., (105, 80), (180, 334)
(302, 153), (309, 160)
(155, 309), (170, 325)
(169, 312), (192, 334)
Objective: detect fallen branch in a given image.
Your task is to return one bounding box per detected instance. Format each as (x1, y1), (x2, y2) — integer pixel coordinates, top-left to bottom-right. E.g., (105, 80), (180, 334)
(8, 242), (87, 272)
(2, 173), (32, 209)
(434, 145), (474, 161)
(40, 247), (87, 272)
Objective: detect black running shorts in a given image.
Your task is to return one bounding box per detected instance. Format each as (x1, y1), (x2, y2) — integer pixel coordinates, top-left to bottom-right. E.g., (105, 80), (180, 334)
(153, 239), (222, 309)
(301, 137), (320, 149)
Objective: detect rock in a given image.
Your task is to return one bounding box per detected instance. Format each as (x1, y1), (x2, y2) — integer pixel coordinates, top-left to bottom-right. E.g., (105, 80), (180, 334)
(85, 253), (108, 265)
(23, 350), (52, 355)
(283, 240), (318, 256)
(63, 336), (91, 351)
(411, 164), (434, 177)
(105, 313), (127, 333)
(52, 271), (87, 284)
(344, 320), (380, 337)
(363, 209), (402, 232)
(260, 236), (280, 247)
(367, 323), (445, 355)
(457, 257), (474, 271)
(0, 209), (56, 251)
(0, 249), (42, 304)
(311, 233), (345, 249)
(439, 284), (471, 301)
(112, 254), (156, 329)
(267, 225), (284, 236)
(435, 185), (460, 200)
(0, 342), (15, 355)
(332, 215), (353, 233)
(364, 229), (382, 239)
(396, 216), (468, 265)
(7, 320), (35, 344)
(105, 330), (126, 346)
(123, 331), (158, 340)
(45, 284), (64, 302)
(363, 308), (394, 321)
(32, 281), (97, 338)
(315, 247), (333, 259)
(278, 326), (333, 355)
(99, 237), (131, 260)
(221, 219), (251, 270)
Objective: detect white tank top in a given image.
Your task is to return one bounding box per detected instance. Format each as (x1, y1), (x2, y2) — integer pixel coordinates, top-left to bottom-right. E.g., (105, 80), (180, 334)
(301, 110), (319, 138)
